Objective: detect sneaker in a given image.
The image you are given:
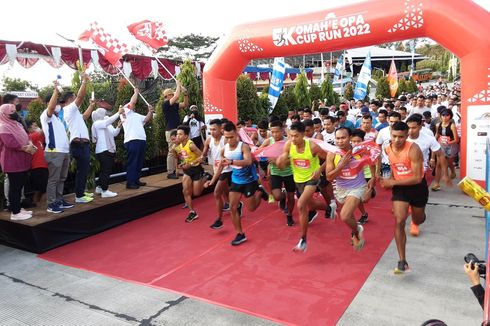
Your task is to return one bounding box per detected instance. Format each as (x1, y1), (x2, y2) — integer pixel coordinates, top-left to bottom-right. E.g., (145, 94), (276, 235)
(292, 238), (307, 252)
(358, 213), (369, 225)
(237, 201), (243, 218)
(182, 203), (188, 209)
(167, 173), (178, 180)
(410, 221), (420, 237)
(352, 225), (365, 252)
(329, 200), (337, 219)
(58, 199), (74, 209)
(210, 218), (223, 230)
(101, 190), (118, 198)
(394, 260), (410, 274)
(185, 211), (199, 223)
(231, 233), (247, 246)
(10, 212), (32, 221)
(75, 195), (94, 204)
(84, 192), (94, 197)
(258, 185), (269, 201)
(286, 215), (295, 227)
(324, 205), (332, 219)
(47, 203), (64, 214)
(278, 189), (286, 211)
(222, 202), (230, 211)
(95, 186), (103, 194)
(308, 210), (318, 224)
(20, 208), (33, 215)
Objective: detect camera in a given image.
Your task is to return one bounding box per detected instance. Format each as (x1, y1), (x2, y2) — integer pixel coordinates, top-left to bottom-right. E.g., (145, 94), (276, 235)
(465, 253), (486, 277)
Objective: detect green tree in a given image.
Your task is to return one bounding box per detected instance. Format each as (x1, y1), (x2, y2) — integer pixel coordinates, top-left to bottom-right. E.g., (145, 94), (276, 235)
(26, 99), (45, 126)
(154, 91), (168, 156)
(343, 83), (354, 100)
(257, 93), (270, 120)
(161, 34), (219, 61)
(376, 77), (390, 99)
(309, 83), (321, 110)
(400, 62), (407, 72)
(294, 70), (311, 109)
(270, 93), (288, 118)
(397, 78), (407, 97)
(177, 59), (203, 114)
(282, 86), (297, 110)
(320, 76), (335, 106)
(406, 78), (418, 93)
(236, 75), (260, 123)
(2, 77), (36, 91)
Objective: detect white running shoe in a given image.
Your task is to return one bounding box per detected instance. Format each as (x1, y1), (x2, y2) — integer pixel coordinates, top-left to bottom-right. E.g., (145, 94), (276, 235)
(10, 212), (32, 221)
(75, 196), (94, 203)
(20, 208), (33, 214)
(101, 190), (118, 198)
(95, 186), (103, 194)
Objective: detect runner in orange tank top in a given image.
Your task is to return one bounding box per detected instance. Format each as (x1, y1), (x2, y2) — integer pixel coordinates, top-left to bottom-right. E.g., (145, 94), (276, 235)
(380, 121), (427, 275)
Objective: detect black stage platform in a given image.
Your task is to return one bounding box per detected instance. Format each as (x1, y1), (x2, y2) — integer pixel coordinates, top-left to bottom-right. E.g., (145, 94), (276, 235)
(0, 172), (211, 253)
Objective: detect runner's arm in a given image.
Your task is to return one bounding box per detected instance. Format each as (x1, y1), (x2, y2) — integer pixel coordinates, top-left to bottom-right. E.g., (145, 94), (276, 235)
(276, 141), (291, 169)
(391, 144), (424, 186)
(232, 143), (253, 167)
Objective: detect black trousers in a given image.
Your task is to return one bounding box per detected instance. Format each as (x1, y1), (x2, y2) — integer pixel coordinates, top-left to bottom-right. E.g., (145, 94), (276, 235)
(96, 151), (115, 191)
(8, 171), (28, 214)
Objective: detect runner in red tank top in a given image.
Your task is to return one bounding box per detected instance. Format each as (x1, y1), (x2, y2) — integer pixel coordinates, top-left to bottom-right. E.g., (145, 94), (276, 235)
(380, 121), (427, 274)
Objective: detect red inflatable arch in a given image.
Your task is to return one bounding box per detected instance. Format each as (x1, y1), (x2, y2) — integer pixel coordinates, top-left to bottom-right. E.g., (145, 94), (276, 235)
(203, 0), (490, 183)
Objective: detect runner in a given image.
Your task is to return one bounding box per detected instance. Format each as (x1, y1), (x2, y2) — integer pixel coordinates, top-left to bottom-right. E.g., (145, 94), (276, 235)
(406, 113), (451, 236)
(174, 125), (209, 223)
(326, 127), (370, 252)
(380, 121), (427, 274)
(277, 122), (327, 252)
(202, 119), (232, 229)
(219, 122), (268, 246)
(259, 120), (296, 226)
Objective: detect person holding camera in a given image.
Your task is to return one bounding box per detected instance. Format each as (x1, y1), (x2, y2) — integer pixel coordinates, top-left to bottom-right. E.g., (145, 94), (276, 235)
(464, 261), (485, 309)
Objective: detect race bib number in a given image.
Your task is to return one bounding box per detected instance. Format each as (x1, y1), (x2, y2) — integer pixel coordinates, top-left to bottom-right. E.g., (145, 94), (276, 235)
(340, 167), (356, 179)
(293, 159), (310, 169)
(180, 149), (189, 159)
(439, 136), (450, 145)
(394, 163), (412, 176)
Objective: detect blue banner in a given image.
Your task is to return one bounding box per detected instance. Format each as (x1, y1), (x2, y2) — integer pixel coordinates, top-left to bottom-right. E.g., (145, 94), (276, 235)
(268, 57), (285, 113)
(334, 54), (343, 81)
(353, 51), (372, 101)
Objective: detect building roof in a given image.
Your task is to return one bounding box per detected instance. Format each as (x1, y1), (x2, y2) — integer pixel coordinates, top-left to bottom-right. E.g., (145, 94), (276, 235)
(346, 46), (425, 62)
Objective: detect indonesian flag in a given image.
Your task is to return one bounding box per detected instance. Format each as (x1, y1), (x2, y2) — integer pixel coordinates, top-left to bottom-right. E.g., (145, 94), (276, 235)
(387, 59), (399, 98)
(79, 22), (129, 66)
(127, 20), (168, 52)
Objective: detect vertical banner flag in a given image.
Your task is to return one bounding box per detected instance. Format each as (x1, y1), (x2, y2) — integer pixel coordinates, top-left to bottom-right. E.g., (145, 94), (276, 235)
(268, 57), (286, 113)
(346, 51), (353, 72)
(353, 51), (371, 101)
(387, 59), (399, 98)
(334, 53), (343, 81)
(127, 20), (168, 52)
(409, 40), (415, 77)
(79, 22), (129, 66)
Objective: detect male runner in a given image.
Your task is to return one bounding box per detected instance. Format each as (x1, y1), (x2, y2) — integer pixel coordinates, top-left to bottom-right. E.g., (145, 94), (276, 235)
(380, 121), (427, 274)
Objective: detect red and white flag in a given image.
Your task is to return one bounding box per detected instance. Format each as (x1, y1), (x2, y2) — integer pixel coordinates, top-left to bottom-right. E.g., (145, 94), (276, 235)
(387, 59), (399, 98)
(127, 20), (168, 52)
(79, 22), (129, 66)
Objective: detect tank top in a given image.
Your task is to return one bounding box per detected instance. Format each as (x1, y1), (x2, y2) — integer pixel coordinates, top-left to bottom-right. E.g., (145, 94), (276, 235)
(385, 141), (423, 181)
(209, 136), (231, 174)
(364, 128), (377, 142)
(289, 139), (320, 183)
(269, 137), (292, 177)
(437, 121), (455, 144)
(224, 142), (258, 184)
(176, 139), (200, 166)
(333, 153), (367, 189)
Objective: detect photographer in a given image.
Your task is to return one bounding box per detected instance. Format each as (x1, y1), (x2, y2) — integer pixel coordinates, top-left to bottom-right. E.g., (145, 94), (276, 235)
(464, 259), (485, 310)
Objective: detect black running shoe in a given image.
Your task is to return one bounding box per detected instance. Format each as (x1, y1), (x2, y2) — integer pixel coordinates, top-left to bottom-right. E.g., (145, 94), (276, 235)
(308, 210), (318, 224)
(358, 213), (368, 225)
(185, 211), (199, 223)
(286, 215), (295, 227)
(237, 201), (243, 217)
(210, 218), (223, 229)
(258, 185), (269, 201)
(222, 202), (230, 211)
(292, 238), (307, 252)
(394, 260), (410, 274)
(324, 205), (332, 219)
(231, 233), (247, 246)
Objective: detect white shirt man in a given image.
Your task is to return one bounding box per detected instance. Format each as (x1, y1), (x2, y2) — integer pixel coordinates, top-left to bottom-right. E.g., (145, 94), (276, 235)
(63, 102), (90, 142)
(121, 107), (147, 144)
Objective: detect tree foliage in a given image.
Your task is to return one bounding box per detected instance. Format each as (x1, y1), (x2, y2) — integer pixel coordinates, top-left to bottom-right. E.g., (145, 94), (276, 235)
(2, 77), (36, 91)
(236, 75), (260, 123)
(343, 83), (354, 100)
(282, 86), (297, 110)
(376, 77), (390, 99)
(320, 76), (336, 106)
(309, 83), (321, 110)
(160, 34), (219, 61)
(177, 59), (203, 113)
(294, 70), (311, 109)
(26, 99), (45, 126)
(406, 78), (418, 93)
(397, 78), (407, 97)
(270, 93), (288, 118)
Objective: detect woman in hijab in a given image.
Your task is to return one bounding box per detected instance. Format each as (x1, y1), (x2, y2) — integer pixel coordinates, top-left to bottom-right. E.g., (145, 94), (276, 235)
(0, 104), (35, 220)
(91, 105), (123, 197)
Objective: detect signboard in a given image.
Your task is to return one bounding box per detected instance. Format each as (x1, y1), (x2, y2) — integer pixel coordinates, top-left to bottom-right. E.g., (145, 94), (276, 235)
(467, 105), (490, 181)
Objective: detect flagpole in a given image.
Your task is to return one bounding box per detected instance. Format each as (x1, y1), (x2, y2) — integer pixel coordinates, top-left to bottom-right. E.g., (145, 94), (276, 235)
(115, 66), (150, 106)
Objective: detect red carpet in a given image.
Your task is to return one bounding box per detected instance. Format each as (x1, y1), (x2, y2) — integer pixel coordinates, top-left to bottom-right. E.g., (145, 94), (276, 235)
(40, 188), (395, 325)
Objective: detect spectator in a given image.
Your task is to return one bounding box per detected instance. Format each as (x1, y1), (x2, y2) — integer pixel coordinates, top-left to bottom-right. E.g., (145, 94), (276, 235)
(162, 80), (189, 179)
(464, 262), (484, 310)
(0, 104), (35, 220)
(185, 105), (206, 150)
(26, 121), (48, 205)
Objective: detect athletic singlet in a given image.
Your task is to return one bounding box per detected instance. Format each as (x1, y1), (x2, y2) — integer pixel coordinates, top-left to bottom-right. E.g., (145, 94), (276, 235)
(289, 139), (320, 183)
(333, 153), (367, 189)
(364, 128), (377, 142)
(437, 121), (455, 144)
(224, 142), (258, 184)
(269, 137), (292, 177)
(209, 135), (231, 174)
(385, 141), (423, 181)
(176, 139), (200, 166)
(257, 131), (270, 146)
